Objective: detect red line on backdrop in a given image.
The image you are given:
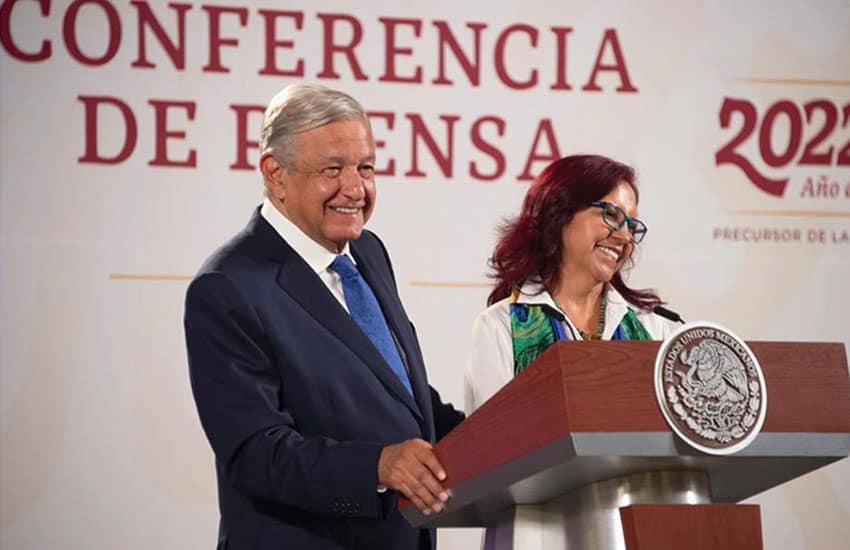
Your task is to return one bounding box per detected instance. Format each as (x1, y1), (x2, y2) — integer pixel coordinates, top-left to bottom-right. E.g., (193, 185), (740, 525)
(729, 210), (850, 218)
(730, 77), (850, 86)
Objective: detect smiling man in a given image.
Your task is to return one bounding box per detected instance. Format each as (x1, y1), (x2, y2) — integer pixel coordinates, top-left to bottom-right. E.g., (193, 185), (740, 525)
(184, 84), (464, 550)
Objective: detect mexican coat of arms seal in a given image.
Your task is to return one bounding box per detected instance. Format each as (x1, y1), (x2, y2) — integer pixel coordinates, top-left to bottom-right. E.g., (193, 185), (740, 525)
(654, 322), (767, 455)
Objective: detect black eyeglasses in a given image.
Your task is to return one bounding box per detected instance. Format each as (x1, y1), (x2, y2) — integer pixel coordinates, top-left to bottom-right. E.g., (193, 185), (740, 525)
(590, 201), (648, 244)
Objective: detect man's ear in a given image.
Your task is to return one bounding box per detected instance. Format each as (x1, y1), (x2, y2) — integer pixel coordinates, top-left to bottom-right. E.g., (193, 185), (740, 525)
(260, 153), (286, 200)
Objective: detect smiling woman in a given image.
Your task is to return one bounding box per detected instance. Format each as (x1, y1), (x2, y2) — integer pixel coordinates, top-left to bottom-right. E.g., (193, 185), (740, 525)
(463, 154), (679, 549)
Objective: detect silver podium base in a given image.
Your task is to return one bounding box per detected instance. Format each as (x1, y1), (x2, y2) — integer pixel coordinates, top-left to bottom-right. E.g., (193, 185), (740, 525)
(484, 470), (711, 550)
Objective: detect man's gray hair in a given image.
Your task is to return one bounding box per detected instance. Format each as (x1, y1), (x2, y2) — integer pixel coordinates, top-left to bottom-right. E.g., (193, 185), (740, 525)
(260, 83), (370, 170)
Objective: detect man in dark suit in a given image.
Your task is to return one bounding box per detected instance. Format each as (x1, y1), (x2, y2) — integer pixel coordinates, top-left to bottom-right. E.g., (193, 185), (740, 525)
(184, 83), (464, 549)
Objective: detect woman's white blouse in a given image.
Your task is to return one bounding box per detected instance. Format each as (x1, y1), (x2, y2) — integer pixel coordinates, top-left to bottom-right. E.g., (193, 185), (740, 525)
(465, 280), (676, 414)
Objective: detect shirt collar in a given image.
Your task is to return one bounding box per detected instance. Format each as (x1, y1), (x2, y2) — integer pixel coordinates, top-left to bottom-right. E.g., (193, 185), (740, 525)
(515, 279), (632, 337)
(260, 198), (352, 273)
(515, 279), (559, 309)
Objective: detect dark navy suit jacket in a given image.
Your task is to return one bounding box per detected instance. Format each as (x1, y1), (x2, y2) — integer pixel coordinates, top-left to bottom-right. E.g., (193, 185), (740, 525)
(184, 209), (464, 549)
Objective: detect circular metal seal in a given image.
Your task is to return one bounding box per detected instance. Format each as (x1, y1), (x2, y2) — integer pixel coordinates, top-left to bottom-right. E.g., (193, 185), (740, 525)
(654, 321), (767, 455)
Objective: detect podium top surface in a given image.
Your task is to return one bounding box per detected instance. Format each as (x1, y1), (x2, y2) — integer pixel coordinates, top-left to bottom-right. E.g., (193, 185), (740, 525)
(402, 340), (850, 527)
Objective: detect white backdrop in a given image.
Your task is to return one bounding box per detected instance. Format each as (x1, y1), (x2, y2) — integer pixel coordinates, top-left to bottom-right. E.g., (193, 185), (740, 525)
(2, 1), (849, 548)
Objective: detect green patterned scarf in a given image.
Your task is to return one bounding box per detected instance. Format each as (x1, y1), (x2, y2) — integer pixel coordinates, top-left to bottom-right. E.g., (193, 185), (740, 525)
(510, 288), (651, 375)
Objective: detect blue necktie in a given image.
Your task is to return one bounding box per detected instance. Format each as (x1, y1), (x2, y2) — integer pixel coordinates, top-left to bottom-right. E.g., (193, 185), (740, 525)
(330, 254), (413, 396)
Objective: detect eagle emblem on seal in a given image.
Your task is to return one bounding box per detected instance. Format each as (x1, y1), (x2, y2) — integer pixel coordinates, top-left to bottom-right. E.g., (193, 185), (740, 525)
(679, 340), (749, 403)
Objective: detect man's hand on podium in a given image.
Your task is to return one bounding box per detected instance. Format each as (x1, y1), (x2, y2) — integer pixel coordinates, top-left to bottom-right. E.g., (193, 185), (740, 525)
(378, 439), (450, 515)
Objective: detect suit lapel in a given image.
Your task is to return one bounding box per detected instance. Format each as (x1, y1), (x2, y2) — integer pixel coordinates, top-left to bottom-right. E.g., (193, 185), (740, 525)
(247, 212), (423, 420)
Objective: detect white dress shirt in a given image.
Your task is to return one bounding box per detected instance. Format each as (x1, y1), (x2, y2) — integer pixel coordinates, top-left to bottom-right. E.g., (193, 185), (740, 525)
(260, 198), (352, 312)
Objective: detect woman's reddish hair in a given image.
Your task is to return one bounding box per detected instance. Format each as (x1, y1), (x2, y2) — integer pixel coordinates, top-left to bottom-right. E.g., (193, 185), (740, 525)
(487, 154), (662, 309)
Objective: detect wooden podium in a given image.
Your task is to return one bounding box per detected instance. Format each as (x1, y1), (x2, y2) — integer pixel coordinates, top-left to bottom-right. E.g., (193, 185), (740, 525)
(401, 340), (850, 549)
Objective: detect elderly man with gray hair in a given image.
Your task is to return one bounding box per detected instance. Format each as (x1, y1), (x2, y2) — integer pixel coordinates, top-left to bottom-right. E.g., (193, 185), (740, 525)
(184, 83), (464, 550)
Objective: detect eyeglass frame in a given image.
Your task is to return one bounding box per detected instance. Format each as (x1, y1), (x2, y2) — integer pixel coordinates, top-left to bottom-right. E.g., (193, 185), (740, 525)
(589, 201), (648, 244)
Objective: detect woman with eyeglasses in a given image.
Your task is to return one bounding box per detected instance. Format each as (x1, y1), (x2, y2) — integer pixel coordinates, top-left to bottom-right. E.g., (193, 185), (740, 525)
(464, 154), (677, 549)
